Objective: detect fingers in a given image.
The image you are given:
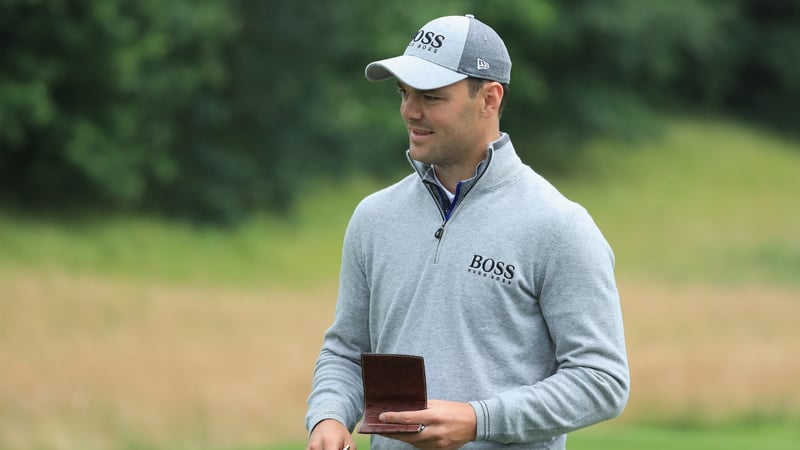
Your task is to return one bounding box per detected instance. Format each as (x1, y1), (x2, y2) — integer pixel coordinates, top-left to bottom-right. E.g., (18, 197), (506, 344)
(378, 401), (438, 438)
(379, 409), (429, 425)
(306, 419), (355, 450)
(306, 437), (354, 450)
(379, 399), (451, 425)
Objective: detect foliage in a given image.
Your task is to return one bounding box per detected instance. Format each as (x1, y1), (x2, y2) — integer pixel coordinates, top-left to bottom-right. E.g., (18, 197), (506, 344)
(0, 0), (236, 217)
(1, 0), (799, 222)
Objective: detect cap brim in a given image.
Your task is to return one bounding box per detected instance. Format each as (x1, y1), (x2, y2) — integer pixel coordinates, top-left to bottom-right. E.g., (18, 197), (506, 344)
(365, 55), (467, 90)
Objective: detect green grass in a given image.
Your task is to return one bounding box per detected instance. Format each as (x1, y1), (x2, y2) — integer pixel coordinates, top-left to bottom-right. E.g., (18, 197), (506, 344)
(253, 419), (800, 450)
(567, 420), (800, 450)
(562, 116), (800, 286)
(0, 176), (379, 289)
(32, 419), (795, 450)
(1, 115), (799, 288)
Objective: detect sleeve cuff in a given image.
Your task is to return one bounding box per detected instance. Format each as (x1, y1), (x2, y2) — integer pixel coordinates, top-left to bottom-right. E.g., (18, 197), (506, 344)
(469, 400), (490, 441)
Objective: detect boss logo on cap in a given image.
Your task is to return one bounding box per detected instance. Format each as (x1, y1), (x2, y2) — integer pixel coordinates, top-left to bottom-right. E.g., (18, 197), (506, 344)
(409, 29), (445, 52)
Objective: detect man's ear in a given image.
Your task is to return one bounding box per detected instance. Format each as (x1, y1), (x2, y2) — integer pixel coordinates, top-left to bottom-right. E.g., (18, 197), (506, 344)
(481, 82), (504, 118)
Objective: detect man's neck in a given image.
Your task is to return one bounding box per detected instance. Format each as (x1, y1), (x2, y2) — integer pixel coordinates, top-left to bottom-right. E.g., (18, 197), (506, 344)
(433, 152), (486, 193)
(433, 132), (499, 192)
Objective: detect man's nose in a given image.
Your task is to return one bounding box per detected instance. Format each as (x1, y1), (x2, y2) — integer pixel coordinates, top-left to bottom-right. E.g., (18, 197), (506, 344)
(400, 96), (422, 120)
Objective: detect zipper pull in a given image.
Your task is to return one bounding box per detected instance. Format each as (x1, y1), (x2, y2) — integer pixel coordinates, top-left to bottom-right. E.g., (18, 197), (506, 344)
(434, 227), (444, 239)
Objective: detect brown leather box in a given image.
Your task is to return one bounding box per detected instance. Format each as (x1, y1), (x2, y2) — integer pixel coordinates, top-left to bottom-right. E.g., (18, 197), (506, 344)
(358, 353), (427, 434)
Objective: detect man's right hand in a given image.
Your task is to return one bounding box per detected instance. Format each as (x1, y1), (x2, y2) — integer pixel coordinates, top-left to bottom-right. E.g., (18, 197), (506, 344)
(306, 419), (355, 450)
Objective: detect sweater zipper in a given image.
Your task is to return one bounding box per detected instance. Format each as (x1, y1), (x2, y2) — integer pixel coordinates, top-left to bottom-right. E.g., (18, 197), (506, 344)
(421, 149), (493, 262)
(431, 165), (489, 263)
(433, 181), (462, 240)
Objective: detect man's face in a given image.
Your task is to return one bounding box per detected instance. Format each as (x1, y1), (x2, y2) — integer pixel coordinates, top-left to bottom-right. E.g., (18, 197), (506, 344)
(397, 79), (485, 168)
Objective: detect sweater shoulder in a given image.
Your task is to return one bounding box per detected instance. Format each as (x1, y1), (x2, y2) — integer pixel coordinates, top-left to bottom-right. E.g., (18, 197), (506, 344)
(507, 168), (607, 250)
(353, 173), (420, 213)
(346, 173), (422, 230)
(520, 168), (588, 217)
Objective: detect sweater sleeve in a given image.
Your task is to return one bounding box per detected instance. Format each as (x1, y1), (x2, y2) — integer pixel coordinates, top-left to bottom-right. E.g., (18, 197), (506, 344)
(470, 205), (630, 443)
(304, 206), (373, 435)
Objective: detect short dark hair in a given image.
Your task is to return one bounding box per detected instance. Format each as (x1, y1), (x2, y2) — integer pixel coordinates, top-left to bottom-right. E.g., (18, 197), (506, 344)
(467, 77), (509, 118)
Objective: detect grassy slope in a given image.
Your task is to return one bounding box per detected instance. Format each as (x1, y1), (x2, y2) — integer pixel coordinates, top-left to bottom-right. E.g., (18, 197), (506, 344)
(561, 116), (800, 285)
(0, 178), (370, 289)
(1, 116), (798, 288)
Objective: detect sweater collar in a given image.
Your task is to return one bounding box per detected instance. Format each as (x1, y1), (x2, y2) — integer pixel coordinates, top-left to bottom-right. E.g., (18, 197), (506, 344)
(408, 132), (516, 190)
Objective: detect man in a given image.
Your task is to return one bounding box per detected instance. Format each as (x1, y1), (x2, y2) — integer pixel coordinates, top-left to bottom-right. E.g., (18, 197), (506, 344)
(306, 14), (629, 450)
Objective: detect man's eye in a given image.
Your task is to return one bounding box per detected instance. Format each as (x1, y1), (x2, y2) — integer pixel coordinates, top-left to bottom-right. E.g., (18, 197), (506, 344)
(396, 88), (408, 97)
(423, 95), (439, 101)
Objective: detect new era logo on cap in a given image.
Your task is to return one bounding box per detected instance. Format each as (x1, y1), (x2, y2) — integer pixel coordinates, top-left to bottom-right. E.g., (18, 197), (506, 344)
(365, 14), (511, 90)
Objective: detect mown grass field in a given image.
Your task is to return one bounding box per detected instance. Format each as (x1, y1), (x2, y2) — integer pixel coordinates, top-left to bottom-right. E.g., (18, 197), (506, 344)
(1, 116), (798, 449)
(263, 418), (800, 450)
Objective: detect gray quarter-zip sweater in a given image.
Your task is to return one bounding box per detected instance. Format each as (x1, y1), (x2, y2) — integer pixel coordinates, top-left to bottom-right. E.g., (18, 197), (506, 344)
(306, 133), (629, 449)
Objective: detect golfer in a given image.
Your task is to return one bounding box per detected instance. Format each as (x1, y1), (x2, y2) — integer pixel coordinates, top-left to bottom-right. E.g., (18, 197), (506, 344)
(306, 14), (629, 450)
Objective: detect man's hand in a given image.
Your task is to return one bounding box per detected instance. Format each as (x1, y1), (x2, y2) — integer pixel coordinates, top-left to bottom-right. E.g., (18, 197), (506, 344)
(306, 419), (355, 450)
(379, 399), (477, 450)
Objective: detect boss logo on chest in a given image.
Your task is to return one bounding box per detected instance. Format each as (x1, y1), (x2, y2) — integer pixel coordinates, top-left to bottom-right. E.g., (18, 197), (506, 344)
(467, 254), (516, 284)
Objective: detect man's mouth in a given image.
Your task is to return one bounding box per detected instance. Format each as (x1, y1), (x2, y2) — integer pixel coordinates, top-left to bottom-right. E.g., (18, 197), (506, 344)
(410, 128), (434, 137)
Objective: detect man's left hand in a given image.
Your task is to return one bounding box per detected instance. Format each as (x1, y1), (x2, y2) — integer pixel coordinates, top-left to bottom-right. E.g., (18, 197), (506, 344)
(379, 399), (477, 450)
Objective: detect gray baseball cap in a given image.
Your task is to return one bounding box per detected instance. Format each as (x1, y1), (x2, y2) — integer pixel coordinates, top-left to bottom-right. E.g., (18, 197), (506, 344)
(365, 14), (511, 90)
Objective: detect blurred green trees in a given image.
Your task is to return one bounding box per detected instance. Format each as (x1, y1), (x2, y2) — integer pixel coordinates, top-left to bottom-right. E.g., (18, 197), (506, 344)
(1, 0), (798, 223)
(1, 0), (237, 219)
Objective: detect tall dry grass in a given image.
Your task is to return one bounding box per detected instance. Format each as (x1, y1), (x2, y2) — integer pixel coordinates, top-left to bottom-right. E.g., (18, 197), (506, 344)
(1, 270), (798, 449)
(0, 270), (334, 449)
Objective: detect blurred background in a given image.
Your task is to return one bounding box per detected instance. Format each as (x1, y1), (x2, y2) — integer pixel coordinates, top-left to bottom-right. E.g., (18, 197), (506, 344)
(1, 0), (798, 449)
